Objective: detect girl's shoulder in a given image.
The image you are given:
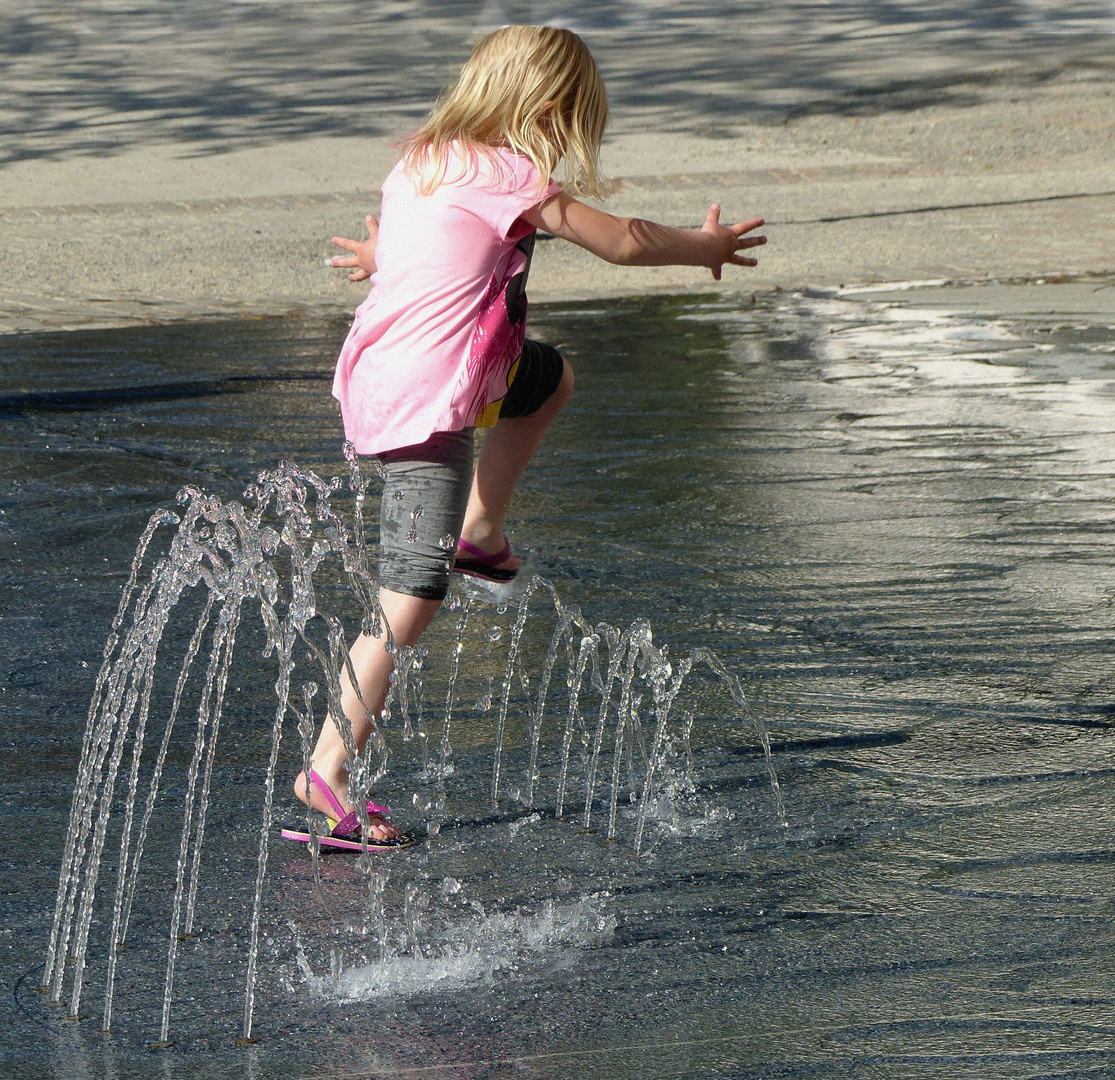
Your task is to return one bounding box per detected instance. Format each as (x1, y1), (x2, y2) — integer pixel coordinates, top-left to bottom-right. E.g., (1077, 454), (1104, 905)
(482, 145), (547, 190)
(401, 141), (551, 198)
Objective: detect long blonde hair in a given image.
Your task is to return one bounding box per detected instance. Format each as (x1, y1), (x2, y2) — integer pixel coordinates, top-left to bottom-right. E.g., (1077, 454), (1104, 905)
(401, 25), (609, 199)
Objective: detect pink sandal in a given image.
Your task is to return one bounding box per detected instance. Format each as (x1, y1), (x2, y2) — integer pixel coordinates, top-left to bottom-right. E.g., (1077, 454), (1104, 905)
(453, 537), (518, 584)
(281, 769), (415, 851)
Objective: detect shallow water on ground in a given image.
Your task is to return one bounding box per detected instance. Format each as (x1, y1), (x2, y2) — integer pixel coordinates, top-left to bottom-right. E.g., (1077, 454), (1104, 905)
(3, 289), (1115, 1078)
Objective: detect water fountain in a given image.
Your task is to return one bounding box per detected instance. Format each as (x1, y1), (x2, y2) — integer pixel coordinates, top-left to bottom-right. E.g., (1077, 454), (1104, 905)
(40, 449), (783, 1047)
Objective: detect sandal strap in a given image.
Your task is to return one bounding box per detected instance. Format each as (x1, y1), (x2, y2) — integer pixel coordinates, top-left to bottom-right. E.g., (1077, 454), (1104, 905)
(307, 769), (347, 819)
(456, 536), (512, 567)
(331, 803), (392, 838)
(308, 769), (391, 836)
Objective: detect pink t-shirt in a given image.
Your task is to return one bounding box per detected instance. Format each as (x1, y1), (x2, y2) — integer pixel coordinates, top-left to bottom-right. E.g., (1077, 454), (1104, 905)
(331, 145), (561, 455)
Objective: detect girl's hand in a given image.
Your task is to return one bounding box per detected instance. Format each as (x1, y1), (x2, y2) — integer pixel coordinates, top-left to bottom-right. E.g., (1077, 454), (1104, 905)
(702, 204), (766, 281)
(329, 214), (379, 281)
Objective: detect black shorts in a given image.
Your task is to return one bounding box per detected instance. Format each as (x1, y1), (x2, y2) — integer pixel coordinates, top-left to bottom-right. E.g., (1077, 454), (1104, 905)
(497, 338), (565, 420)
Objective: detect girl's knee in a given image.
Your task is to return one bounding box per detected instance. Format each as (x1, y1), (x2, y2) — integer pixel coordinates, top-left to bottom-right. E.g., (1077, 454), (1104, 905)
(538, 357), (574, 421)
(554, 356), (575, 406)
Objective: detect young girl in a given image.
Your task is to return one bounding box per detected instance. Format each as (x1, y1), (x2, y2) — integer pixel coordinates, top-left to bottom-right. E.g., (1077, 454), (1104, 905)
(284, 24), (765, 850)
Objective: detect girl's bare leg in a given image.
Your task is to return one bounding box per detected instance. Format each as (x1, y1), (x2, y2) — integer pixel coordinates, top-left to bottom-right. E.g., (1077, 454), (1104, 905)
(294, 586), (442, 840)
(458, 357), (574, 571)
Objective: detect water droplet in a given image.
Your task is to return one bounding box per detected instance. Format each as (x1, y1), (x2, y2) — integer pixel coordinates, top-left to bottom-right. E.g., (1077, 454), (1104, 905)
(475, 674), (494, 711)
(259, 526), (280, 554)
(485, 626), (502, 642)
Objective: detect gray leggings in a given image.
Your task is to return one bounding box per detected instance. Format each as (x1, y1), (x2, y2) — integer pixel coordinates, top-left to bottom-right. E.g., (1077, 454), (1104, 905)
(377, 429), (474, 600)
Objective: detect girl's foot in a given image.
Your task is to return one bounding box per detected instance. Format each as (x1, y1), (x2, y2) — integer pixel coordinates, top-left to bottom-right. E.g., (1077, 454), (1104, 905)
(292, 767), (401, 844)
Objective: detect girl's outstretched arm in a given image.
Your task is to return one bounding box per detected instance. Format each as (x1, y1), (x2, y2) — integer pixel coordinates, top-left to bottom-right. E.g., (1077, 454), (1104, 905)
(329, 213), (379, 281)
(521, 194), (765, 281)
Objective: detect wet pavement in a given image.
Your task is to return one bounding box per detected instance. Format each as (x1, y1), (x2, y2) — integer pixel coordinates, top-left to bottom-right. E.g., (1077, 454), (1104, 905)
(2, 286), (1115, 1077)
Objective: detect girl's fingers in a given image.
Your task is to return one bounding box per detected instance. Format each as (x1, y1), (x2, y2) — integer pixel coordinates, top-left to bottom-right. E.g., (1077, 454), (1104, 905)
(730, 217), (765, 236)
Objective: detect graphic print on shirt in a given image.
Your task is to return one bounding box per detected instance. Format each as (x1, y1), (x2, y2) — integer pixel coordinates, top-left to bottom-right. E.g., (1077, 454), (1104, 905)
(465, 231), (536, 427)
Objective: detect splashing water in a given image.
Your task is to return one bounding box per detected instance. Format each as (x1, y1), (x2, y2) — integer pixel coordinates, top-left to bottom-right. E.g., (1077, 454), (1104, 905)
(41, 452), (782, 1045)
(295, 891), (617, 1001)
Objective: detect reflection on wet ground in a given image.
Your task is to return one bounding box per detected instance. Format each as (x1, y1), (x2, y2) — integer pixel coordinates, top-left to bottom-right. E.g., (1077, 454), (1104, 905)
(3, 288), (1115, 1078)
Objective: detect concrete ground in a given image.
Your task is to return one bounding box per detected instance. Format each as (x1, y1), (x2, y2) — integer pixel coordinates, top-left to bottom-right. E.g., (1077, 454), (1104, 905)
(1, 0), (1113, 332)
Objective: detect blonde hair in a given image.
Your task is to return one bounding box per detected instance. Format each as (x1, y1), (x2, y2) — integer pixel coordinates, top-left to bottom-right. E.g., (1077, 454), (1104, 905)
(401, 25), (609, 199)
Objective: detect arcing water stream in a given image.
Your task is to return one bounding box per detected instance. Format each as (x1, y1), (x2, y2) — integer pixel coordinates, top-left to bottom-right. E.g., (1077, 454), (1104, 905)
(42, 451), (782, 1045)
